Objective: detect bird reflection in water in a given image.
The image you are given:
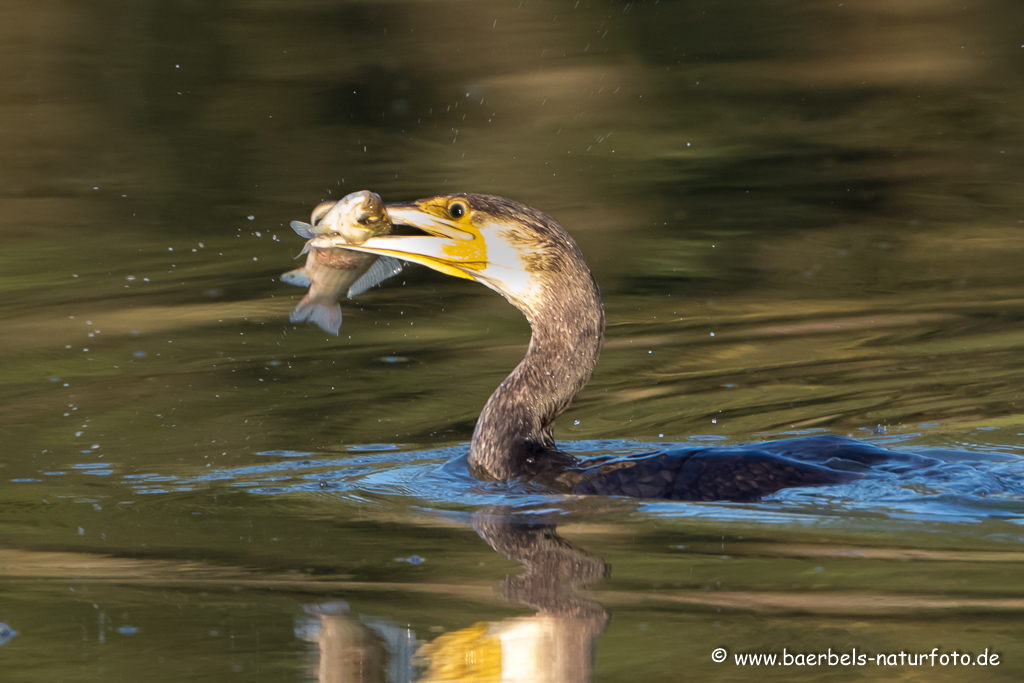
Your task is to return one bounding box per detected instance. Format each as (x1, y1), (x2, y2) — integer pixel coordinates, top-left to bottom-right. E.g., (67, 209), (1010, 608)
(297, 508), (608, 683)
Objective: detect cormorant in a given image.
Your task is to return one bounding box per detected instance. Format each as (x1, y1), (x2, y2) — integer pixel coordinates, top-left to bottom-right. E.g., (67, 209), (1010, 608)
(310, 193), (934, 501)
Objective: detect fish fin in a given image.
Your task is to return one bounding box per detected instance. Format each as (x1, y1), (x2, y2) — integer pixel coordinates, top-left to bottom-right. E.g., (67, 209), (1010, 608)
(347, 256), (403, 298)
(290, 221), (316, 239)
(297, 240), (313, 257)
(281, 268), (312, 287)
(290, 296), (342, 335)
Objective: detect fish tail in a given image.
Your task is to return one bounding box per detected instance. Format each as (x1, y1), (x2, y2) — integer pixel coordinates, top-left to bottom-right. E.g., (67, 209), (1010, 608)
(290, 293), (342, 335)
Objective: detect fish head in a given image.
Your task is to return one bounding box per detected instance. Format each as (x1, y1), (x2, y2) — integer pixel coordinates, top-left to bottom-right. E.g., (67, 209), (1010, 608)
(290, 191), (392, 243)
(318, 190), (393, 244)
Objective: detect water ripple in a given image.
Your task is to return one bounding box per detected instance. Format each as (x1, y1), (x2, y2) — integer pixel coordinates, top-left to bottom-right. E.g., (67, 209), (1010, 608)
(112, 437), (1024, 527)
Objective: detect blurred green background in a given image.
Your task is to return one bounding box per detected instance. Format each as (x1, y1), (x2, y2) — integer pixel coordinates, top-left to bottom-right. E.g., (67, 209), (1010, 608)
(1, 0), (1023, 681)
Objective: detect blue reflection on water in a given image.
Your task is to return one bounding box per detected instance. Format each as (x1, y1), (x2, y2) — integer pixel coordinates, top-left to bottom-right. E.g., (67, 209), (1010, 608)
(111, 435), (1024, 527)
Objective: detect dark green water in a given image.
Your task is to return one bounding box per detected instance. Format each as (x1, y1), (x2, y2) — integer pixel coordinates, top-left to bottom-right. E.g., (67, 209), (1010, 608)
(2, 1), (1024, 681)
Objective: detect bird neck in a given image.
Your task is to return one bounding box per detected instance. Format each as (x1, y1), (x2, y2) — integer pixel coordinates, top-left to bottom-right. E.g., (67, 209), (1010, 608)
(468, 272), (605, 480)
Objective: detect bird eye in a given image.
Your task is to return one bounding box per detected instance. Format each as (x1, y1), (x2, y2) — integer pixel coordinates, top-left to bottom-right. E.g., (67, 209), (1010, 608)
(449, 202), (466, 219)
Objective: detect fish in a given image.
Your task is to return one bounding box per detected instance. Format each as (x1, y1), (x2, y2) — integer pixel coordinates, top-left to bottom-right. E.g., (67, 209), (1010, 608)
(281, 190), (402, 334)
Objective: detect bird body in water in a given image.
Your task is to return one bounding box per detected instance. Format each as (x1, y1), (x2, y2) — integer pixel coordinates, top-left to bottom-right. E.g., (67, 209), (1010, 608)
(310, 193), (935, 501)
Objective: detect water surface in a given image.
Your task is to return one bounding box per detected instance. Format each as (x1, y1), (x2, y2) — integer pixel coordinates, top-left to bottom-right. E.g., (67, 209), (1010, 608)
(1, 0), (1023, 680)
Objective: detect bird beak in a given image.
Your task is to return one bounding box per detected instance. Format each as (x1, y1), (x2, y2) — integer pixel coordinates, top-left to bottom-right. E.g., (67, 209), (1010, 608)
(309, 201), (487, 281)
